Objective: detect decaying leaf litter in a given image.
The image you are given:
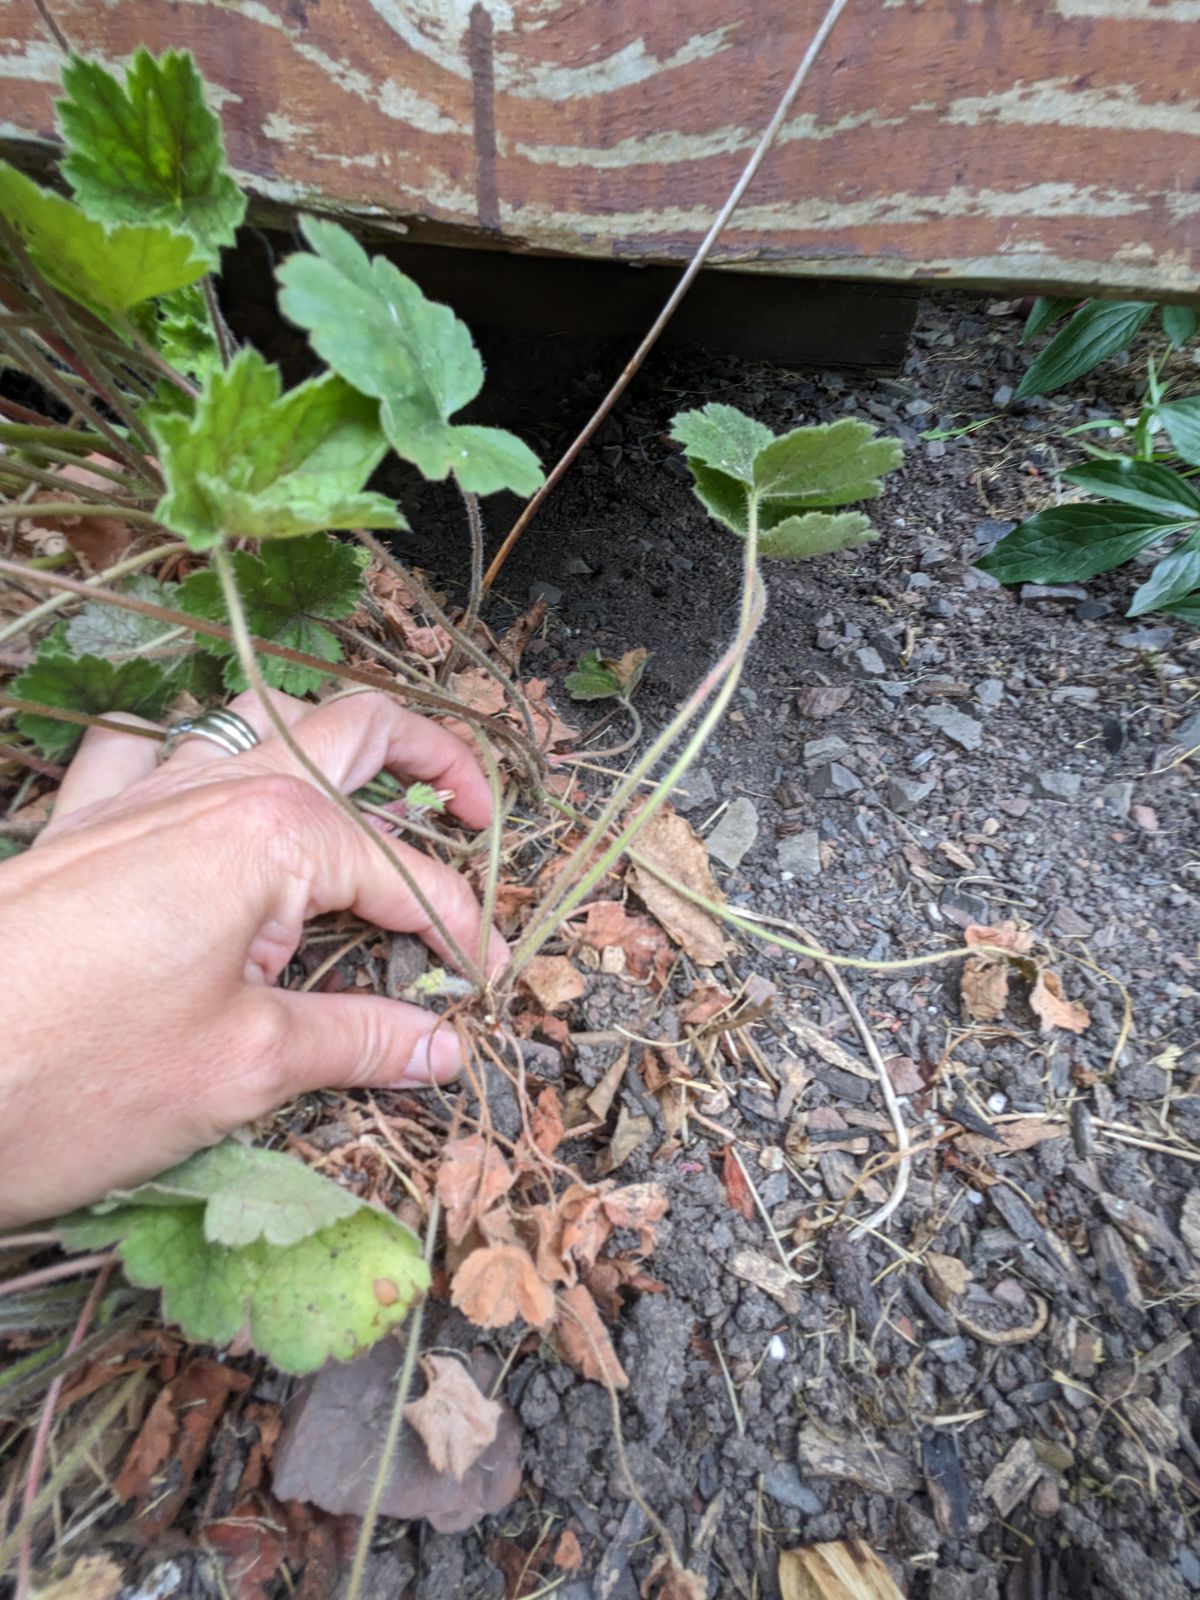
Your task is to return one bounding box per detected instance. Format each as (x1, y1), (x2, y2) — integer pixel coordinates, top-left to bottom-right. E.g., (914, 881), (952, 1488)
(2, 64), (1199, 1599)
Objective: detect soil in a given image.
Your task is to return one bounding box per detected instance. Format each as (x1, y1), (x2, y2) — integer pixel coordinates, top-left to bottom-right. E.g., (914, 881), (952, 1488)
(7, 285), (1200, 1600)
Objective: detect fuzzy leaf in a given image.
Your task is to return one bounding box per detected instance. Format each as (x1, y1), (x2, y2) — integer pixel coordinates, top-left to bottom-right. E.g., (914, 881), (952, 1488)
(1064, 459), (1200, 520)
(1022, 296), (1081, 342)
(12, 653), (174, 757)
(977, 504), (1180, 585)
(177, 533), (366, 694)
(1016, 300), (1154, 398)
(58, 1141), (427, 1373)
(151, 348), (402, 549)
(64, 576), (179, 658)
(0, 161), (206, 314)
(752, 419), (903, 506)
(1156, 397), (1200, 467)
(758, 510), (876, 560)
(132, 284), (222, 386)
(1128, 540), (1200, 617)
(277, 219), (543, 496)
(58, 49), (245, 260)
(1161, 305), (1198, 349)
(669, 403), (772, 485)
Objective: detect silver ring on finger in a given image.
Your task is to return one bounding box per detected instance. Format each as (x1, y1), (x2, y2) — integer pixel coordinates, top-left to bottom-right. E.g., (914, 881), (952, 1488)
(159, 708), (261, 762)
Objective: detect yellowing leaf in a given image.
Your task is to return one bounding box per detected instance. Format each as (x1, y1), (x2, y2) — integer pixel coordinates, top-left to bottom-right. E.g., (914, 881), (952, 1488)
(451, 1243), (555, 1330)
(403, 1354), (503, 1482)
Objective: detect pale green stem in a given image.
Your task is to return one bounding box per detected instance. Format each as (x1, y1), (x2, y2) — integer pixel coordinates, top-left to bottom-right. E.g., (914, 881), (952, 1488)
(475, 737), (506, 976)
(0, 500), (160, 526)
(0, 442), (147, 493)
(0, 456), (147, 508)
(211, 546), (484, 988)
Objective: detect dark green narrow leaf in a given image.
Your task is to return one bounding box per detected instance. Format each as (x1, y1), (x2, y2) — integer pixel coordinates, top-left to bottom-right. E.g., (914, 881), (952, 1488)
(1128, 540), (1200, 617)
(1022, 296), (1081, 342)
(1162, 592), (1200, 626)
(1016, 300), (1154, 398)
(1161, 305), (1198, 349)
(1064, 459), (1200, 520)
(977, 504), (1179, 585)
(1156, 397), (1200, 467)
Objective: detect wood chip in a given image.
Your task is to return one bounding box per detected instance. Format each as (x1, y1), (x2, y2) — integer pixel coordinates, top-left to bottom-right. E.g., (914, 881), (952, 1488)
(729, 1249), (802, 1315)
(779, 1541), (904, 1600)
(796, 1429), (920, 1496)
(958, 1117), (1066, 1159)
(983, 1438), (1041, 1517)
(1091, 1224), (1145, 1329)
(922, 1431), (971, 1538)
(924, 1252), (972, 1309)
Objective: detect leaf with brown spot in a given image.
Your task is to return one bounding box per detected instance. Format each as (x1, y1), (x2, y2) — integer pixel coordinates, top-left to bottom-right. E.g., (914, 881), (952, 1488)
(627, 807), (728, 967)
(551, 1283), (629, 1388)
(531, 1085), (565, 1157)
(437, 1135), (515, 1245)
(520, 954), (587, 1013)
(451, 1243), (556, 1330)
(403, 1354), (504, 1482)
(721, 1144), (755, 1220)
(601, 1182), (669, 1252)
(1029, 967), (1090, 1034)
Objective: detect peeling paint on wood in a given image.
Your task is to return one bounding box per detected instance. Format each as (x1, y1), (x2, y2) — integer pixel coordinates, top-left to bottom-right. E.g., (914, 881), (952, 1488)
(1, 0), (1197, 298)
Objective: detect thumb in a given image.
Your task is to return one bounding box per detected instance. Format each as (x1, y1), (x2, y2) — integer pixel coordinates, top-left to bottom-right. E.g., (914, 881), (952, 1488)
(250, 989), (464, 1108)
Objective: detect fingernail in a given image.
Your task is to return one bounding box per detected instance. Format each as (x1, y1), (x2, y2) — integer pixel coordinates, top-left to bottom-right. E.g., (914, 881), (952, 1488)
(406, 1026), (463, 1084)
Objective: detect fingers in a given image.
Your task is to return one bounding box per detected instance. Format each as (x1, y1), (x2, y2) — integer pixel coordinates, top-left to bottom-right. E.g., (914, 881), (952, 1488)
(250, 691), (494, 830)
(40, 714), (162, 841)
(257, 988), (465, 1103)
(165, 686), (308, 770)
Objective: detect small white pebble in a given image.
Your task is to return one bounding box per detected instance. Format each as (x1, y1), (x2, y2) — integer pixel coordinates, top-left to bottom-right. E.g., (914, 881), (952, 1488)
(987, 1092), (1008, 1114)
(768, 1336), (788, 1361)
(966, 1190), (984, 1205)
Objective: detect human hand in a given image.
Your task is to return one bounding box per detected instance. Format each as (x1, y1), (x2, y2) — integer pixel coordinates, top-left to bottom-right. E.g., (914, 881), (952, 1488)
(0, 689), (506, 1228)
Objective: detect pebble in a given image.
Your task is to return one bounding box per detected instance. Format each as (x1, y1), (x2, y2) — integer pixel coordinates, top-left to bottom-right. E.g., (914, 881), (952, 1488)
(962, 568), (1003, 592)
(563, 555), (593, 576)
(1171, 711), (1200, 747)
(993, 383), (1015, 406)
(809, 762), (862, 799)
(529, 580), (563, 606)
(940, 885), (989, 927)
(927, 598), (957, 619)
(1033, 770), (1082, 801)
(886, 774), (935, 814)
(1130, 803), (1159, 832)
(973, 518), (1016, 548)
(671, 767), (718, 813)
(907, 571), (934, 590)
(1077, 597), (1114, 620)
(998, 794), (1030, 817)
(926, 705), (984, 751)
(854, 645), (887, 675)
(706, 797), (759, 868)
(924, 440), (947, 460)
(975, 678), (1004, 710)
(767, 1336), (788, 1361)
(1020, 583), (1088, 602)
(803, 736), (853, 768)
(762, 1464), (824, 1516)
(1179, 1547), (1200, 1589)
(777, 830), (822, 880)
(1117, 626), (1173, 649)
(794, 684), (852, 719)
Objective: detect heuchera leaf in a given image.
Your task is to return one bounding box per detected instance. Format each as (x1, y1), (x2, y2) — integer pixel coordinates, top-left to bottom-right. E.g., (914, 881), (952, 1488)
(1016, 300), (1154, 398)
(57, 1139), (428, 1373)
(977, 504), (1181, 585)
(0, 161), (207, 315)
(1064, 459), (1200, 520)
(177, 533), (367, 694)
(64, 576), (179, 658)
(276, 218), (543, 496)
(12, 654), (174, 758)
(1156, 397), (1200, 467)
(151, 348), (403, 550)
(132, 284), (222, 387)
(57, 49), (245, 261)
(670, 405), (900, 558)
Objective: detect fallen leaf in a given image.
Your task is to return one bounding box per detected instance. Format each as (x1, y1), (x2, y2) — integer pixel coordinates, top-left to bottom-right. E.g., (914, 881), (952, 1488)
(1029, 968), (1090, 1034)
(552, 1283), (629, 1388)
(721, 1145), (755, 1221)
(597, 1107), (653, 1175)
(403, 1354), (503, 1482)
(558, 1183), (613, 1270)
(486, 1533), (553, 1599)
(520, 954), (587, 1013)
(531, 1085), (565, 1157)
(578, 900), (670, 982)
(627, 807), (728, 967)
(957, 1116), (1066, 1158)
(601, 1182), (669, 1252)
(526, 1201), (575, 1287)
(641, 1559), (708, 1600)
(447, 666), (507, 718)
(961, 954), (1010, 1022)
(729, 1248), (802, 1315)
(492, 883), (538, 934)
(437, 1135), (515, 1245)
(554, 1529), (583, 1571)
(779, 1540), (904, 1600)
(924, 1252), (972, 1309)
(33, 458), (134, 570)
(526, 677), (579, 750)
(202, 1498), (287, 1600)
(451, 1243), (555, 1330)
(679, 984), (733, 1026)
(964, 920), (1034, 955)
(586, 1046), (629, 1121)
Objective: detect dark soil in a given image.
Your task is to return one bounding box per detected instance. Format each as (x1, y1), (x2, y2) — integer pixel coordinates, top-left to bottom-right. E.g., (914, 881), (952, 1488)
(380, 291), (1200, 1600)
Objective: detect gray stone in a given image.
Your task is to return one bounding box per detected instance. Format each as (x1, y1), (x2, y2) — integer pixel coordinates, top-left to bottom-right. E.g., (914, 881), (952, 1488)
(1020, 583), (1088, 602)
(777, 830), (822, 880)
(1179, 1546), (1200, 1589)
(993, 383), (1015, 406)
(671, 767), (717, 813)
(973, 518), (1016, 548)
(924, 439), (947, 461)
(975, 677), (1004, 711)
(1101, 781), (1134, 817)
(886, 774), (935, 814)
(962, 567), (1002, 592)
(940, 886), (989, 927)
(904, 398), (933, 417)
(854, 645), (887, 676)
(928, 1336), (970, 1363)
(1033, 770), (1082, 801)
(907, 571), (934, 589)
(878, 680), (910, 700)
(1170, 711), (1200, 748)
(1117, 626), (1174, 649)
(1077, 597), (1114, 620)
(706, 797), (759, 868)
(809, 762), (862, 799)
(762, 1462), (823, 1516)
(803, 735), (853, 768)
(529, 580), (563, 606)
(925, 705), (983, 751)
(1050, 685), (1100, 706)
(927, 597), (957, 619)
(563, 555), (593, 577)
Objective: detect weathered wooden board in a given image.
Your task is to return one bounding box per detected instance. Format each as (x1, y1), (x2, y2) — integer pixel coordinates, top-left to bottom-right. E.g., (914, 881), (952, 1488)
(2, 0), (1198, 300)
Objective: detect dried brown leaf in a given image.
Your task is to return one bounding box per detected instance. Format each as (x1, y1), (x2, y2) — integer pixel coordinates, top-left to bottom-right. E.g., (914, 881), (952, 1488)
(1029, 968), (1090, 1034)
(403, 1354), (503, 1482)
(729, 1248), (802, 1315)
(961, 955), (1010, 1022)
(531, 1085), (565, 1157)
(451, 1243), (555, 1330)
(520, 954), (587, 1013)
(558, 1183), (613, 1271)
(579, 900), (670, 982)
(601, 1182), (669, 1252)
(597, 1107), (653, 1175)
(627, 807), (728, 967)
(554, 1529), (583, 1572)
(437, 1135), (516, 1245)
(552, 1283), (629, 1388)
(586, 1046), (629, 1122)
(964, 920), (1034, 955)
(721, 1145), (755, 1221)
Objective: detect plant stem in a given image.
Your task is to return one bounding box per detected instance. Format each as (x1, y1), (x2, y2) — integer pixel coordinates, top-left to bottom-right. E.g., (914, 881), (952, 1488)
(0, 695), (166, 742)
(0, 327), (148, 486)
(0, 1253), (113, 1300)
(442, 489), (484, 681)
(0, 500), (161, 526)
(211, 546), (483, 986)
(0, 541), (188, 649)
(0, 457), (149, 508)
(480, 0), (852, 593)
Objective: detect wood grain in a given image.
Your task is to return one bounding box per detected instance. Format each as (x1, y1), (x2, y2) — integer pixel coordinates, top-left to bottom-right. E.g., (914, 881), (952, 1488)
(2, 0), (1198, 297)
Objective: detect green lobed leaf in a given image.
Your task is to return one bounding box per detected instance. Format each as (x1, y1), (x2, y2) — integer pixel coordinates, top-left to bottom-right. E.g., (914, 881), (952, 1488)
(758, 510), (876, 560)
(977, 504), (1181, 585)
(1063, 459), (1200, 520)
(58, 50), (245, 261)
(57, 1139), (428, 1373)
(176, 532), (367, 695)
(151, 347), (403, 550)
(669, 403), (773, 486)
(64, 576), (180, 658)
(0, 160), (207, 315)
(12, 654), (175, 758)
(276, 218), (543, 496)
(1156, 397), (1200, 467)
(565, 651), (622, 701)
(1128, 539), (1200, 617)
(1022, 296), (1081, 342)
(752, 419), (903, 507)
(1161, 305), (1198, 350)
(1016, 300), (1154, 398)
(132, 284), (222, 387)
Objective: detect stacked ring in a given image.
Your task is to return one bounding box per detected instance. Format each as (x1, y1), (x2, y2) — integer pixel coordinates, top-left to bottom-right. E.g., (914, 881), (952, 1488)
(159, 708), (261, 762)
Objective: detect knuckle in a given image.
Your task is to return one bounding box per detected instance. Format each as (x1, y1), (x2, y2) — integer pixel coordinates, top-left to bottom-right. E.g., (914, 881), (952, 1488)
(232, 772), (327, 837)
(237, 997), (298, 1106)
